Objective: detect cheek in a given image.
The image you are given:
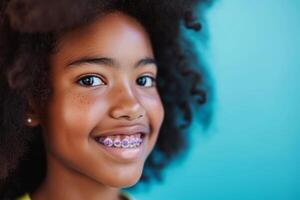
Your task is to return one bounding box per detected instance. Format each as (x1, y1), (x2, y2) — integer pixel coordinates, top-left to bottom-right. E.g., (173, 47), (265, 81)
(43, 91), (107, 151)
(141, 93), (164, 142)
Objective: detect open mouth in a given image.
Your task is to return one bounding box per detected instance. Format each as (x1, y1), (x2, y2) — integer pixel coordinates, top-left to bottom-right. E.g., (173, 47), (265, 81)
(94, 132), (146, 149)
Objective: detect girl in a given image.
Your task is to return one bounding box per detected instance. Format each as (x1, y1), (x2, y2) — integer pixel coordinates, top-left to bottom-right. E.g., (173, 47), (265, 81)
(0, 0), (212, 199)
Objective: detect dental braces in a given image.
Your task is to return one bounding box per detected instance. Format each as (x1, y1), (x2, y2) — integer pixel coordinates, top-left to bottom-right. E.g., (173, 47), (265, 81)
(99, 136), (143, 148)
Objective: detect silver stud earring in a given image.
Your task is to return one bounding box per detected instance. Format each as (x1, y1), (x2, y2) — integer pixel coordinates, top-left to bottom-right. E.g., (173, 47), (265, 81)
(27, 117), (32, 123)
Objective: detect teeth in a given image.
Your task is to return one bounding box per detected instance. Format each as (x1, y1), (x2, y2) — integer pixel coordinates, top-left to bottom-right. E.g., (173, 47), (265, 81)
(113, 136), (122, 148)
(121, 136), (130, 148)
(97, 134), (143, 148)
(103, 137), (113, 147)
(129, 135), (136, 148)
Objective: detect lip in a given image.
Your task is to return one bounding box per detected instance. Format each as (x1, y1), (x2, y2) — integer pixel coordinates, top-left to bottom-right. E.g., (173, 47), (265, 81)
(91, 124), (150, 162)
(94, 138), (147, 163)
(93, 124), (150, 138)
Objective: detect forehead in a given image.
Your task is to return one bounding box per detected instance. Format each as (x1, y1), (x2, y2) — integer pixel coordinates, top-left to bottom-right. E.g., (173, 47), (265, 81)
(53, 12), (154, 62)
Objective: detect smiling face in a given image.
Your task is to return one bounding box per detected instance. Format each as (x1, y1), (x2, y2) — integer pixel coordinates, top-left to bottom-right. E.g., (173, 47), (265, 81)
(39, 12), (164, 188)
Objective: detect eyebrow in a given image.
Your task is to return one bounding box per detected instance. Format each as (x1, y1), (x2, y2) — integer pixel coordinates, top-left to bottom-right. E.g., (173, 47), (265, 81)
(66, 56), (157, 69)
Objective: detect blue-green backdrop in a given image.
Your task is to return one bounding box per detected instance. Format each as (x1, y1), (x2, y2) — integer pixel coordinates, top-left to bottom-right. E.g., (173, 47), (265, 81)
(131, 1), (300, 199)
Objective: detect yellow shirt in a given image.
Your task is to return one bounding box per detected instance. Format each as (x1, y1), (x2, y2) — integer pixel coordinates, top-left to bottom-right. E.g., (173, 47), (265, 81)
(17, 194), (30, 200)
(17, 192), (134, 200)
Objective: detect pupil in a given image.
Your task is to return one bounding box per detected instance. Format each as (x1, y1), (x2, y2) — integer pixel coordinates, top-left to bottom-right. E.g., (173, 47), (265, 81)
(83, 77), (93, 85)
(137, 77), (146, 85)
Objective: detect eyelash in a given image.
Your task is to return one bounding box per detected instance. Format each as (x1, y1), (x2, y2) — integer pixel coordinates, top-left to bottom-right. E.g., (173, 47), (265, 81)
(76, 74), (156, 88)
(136, 75), (156, 88)
(77, 74), (106, 87)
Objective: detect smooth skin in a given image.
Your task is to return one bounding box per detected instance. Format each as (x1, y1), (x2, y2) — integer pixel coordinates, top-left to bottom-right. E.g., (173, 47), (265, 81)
(27, 12), (164, 200)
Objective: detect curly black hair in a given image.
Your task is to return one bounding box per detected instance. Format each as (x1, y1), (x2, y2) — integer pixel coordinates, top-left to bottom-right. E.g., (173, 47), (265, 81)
(0, 0), (213, 198)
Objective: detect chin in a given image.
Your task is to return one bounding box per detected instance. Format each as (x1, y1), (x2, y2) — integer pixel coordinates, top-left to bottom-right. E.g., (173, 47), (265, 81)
(113, 176), (141, 188)
(96, 163), (144, 188)
(105, 171), (142, 188)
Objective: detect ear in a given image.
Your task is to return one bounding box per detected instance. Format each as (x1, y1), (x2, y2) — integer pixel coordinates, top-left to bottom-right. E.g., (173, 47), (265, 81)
(25, 95), (41, 127)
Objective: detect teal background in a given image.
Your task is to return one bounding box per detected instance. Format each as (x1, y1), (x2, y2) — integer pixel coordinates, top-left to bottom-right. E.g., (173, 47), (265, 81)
(131, 1), (300, 199)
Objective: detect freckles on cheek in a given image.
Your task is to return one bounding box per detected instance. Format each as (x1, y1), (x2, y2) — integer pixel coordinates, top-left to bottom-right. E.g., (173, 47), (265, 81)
(51, 92), (98, 138)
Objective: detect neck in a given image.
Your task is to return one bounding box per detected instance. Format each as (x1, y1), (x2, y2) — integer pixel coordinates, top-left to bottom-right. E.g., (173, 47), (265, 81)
(31, 155), (120, 200)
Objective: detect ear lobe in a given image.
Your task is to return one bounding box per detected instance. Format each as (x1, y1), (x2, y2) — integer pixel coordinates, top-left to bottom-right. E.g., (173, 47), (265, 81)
(25, 115), (40, 127)
(25, 95), (41, 127)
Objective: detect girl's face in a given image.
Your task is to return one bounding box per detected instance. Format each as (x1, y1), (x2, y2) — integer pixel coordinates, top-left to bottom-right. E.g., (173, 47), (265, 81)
(39, 12), (164, 187)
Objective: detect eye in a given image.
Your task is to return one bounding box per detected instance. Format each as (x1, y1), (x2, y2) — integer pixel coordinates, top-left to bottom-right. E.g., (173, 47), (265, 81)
(136, 75), (156, 88)
(77, 75), (105, 87)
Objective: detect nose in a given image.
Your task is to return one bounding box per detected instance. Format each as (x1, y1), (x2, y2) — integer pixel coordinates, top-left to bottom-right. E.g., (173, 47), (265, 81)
(109, 87), (145, 121)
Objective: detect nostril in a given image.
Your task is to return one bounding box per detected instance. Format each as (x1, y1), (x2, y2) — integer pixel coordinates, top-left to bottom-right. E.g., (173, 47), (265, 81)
(137, 114), (143, 119)
(123, 114), (143, 121)
(109, 103), (145, 120)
